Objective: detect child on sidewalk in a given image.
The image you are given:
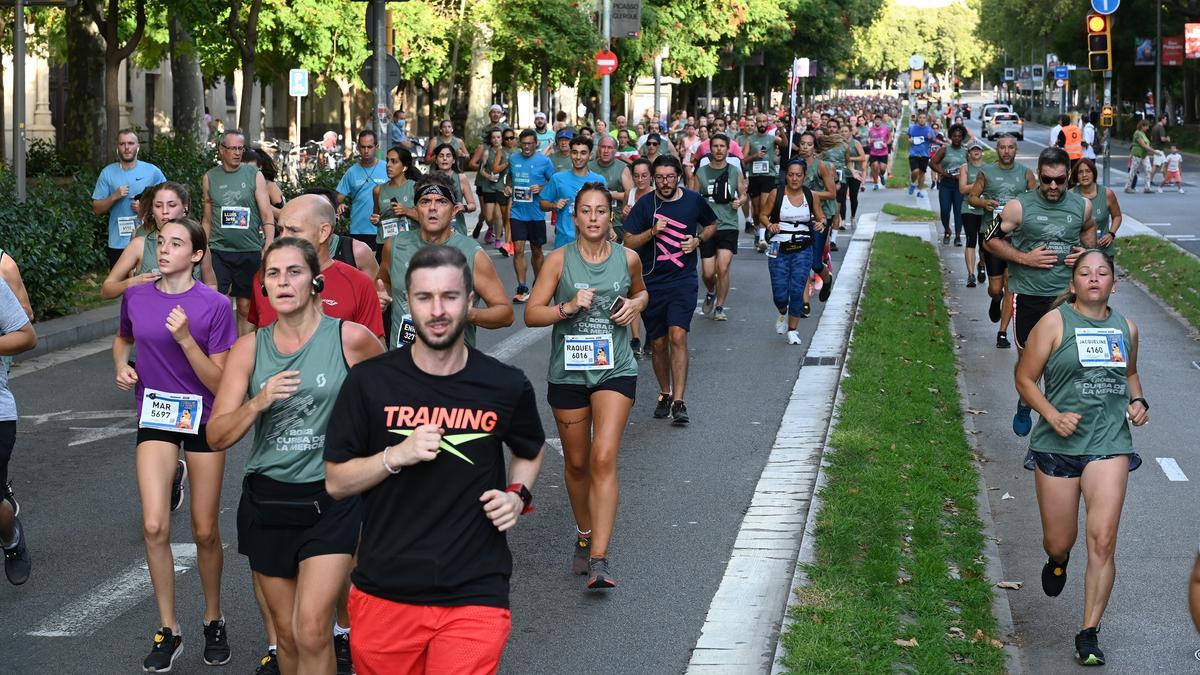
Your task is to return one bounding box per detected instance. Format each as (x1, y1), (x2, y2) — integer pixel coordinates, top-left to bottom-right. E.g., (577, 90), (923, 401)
(1162, 145), (1184, 193)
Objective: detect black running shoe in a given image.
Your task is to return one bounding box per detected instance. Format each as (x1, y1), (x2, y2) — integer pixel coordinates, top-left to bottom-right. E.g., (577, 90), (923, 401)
(967, 277), (977, 288)
(996, 332), (1011, 349)
(1041, 554), (1069, 597)
(977, 264), (986, 283)
(334, 633), (353, 675)
(801, 302), (811, 318)
(1075, 626), (1105, 666)
(572, 535), (591, 575)
(819, 274), (834, 302)
(254, 649), (279, 675)
(942, 232), (951, 245)
(829, 241), (839, 252)
(202, 618), (231, 665)
(143, 627), (183, 672)
(170, 460), (187, 513)
(988, 297), (1001, 323)
(653, 392), (672, 419)
(5, 479), (18, 517)
(670, 400), (690, 426)
(3, 517), (30, 585)
(587, 557), (616, 589)
(954, 236), (963, 247)
(630, 338), (642, 360)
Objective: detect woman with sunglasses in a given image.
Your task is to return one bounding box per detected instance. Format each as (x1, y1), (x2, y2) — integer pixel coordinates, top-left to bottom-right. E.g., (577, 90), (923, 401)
(499, 130), (519, 256)
(957, 142), (989, 287)
(524, 182), (647, 589)
(1016, 249), (1147, 666)
(429, 143), (477, 237)
(621, 158), (654, 357)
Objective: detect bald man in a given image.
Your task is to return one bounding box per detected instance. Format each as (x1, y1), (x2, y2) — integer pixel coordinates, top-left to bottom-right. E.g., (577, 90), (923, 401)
(247, 194), (385, 340)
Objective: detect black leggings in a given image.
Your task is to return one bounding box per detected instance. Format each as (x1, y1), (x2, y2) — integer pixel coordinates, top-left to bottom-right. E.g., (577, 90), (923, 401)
(0, 421), (15, 492)
(837, 176), (862, 220)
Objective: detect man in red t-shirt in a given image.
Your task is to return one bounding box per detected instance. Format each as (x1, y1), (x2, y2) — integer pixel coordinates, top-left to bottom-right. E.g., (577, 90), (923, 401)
(249, 194), (384, 340)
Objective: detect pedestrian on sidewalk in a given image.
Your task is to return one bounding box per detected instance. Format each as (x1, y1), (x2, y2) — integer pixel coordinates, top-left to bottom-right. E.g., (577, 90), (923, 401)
(1015, 249), (1149, 667)
(1124, 119), (1153, 194)
(1161, 145), (1184, 193)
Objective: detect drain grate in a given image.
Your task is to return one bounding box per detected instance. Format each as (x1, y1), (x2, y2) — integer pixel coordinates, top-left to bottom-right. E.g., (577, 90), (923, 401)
(802, 356), (841, 367)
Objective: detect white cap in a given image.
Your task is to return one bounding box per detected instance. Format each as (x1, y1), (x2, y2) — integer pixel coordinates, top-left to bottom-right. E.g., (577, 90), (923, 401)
(489, 104), (504, 113)
(534, 111), (547, 120)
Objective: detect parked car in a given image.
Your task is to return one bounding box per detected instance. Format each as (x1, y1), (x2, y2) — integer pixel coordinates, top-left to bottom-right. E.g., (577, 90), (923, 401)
(986, 112), (1024, 140)
(980, 103), (1012, 127)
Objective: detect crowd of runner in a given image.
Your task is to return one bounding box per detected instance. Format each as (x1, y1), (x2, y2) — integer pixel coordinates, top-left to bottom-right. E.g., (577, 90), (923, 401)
(0, 89), (1160, 672)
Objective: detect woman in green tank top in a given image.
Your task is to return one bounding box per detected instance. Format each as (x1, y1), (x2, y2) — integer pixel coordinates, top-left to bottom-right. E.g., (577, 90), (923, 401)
(524, 183), (648, 590)
(208, 238), (383, 673)
(798, 132), (836, 311)
(101, 182), (216, 299)
(430, 143), (477, 236)
(1015, 250), (1148, 666)
(370, 147), (421, 247)
(1073, 158), (1123, 259)
(957, 143), (989, 287)
(931, 124), (969, 245)
(470, 129), (510, 246)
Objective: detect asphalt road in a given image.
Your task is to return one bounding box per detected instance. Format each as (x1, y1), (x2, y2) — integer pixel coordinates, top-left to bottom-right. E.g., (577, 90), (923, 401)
(0, 208), (853, 674)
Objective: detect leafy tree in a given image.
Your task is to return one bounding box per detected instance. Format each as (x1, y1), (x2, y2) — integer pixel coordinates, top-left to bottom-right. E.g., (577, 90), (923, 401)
(82, 0), (147, 164)
(486, 0), (601, 113)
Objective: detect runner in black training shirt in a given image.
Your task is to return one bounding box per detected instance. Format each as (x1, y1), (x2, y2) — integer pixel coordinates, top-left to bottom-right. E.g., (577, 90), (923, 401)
(324, 245), (545, 675)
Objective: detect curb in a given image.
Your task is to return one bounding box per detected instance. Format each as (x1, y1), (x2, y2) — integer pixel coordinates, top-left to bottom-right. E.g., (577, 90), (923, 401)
(19, 303), (119, 361)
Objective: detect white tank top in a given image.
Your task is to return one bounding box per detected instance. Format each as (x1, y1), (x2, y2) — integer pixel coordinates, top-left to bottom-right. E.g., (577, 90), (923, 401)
(772, 191), (812, 242)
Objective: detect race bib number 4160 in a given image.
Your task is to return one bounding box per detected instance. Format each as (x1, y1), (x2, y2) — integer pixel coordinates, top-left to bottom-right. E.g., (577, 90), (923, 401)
(1075, 327), (1127, 368)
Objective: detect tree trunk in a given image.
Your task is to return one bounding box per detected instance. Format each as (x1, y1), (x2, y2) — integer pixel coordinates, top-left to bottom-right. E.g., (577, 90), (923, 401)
(0, 10), (6, 164)
(238, 55), (256, 134)
(338, 78), (353, 153)
(228, 0), (262, 135)
(169, 9), (206, 145)
(465, 17), (494, 145)
(64, 5), (106, 167)
(87, 0), (145, 164)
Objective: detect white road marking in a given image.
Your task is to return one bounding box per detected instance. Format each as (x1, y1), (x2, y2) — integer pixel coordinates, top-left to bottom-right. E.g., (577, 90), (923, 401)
(1164, 235), (1198, 241)
(27, 544), (200, 637)
(1156, 457), (1189, 482)
(68, 420), (138, 447)
(10, 337), (112, 380)
(1140, 222), (1173, 227)
(485, 326), (551, 361)
(22, 410), (136, 425)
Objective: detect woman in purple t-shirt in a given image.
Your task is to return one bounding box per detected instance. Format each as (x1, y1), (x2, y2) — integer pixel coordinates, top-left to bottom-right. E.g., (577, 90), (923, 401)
(113, 217), (237, 671)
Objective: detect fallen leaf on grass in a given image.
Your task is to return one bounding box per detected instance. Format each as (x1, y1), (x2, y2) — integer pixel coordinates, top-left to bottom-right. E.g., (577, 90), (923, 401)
(971, 629), (1005, 649)
(996, 581), (1022, 590)
(1001, 492), (1014, 500)
(894, 638), (919, 648)
(965, 408), (988, 415)
(947, 627), (967, 640)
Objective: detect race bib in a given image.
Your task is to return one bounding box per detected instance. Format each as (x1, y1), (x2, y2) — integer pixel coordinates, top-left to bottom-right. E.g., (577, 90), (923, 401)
(873, 140), (886, 150)
(911, 136), (925, 146)
(514, 186), (533, 203)
(766, 240), (780, 259)
(139, 389), (203, 434)
(396, 313), (417, 348)
(379, 218), (406, 239)
(220, 206), (251, 229)
(835, 169), (846, 183)
(1075, 327), (1127, 368)
(564, 334), (615, 371)
(117, 216), (138, 237)
(752, 160), (770, 174)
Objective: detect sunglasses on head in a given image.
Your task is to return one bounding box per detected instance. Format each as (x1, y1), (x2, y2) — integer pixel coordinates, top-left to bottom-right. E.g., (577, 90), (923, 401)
(1039, 174), (1068, 186)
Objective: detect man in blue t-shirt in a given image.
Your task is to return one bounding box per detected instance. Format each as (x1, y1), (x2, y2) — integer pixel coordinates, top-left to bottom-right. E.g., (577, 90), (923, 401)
(91, 129), (167, 267)
(533, 112), (554, 152)
(906, 111), (935, 198)
(539, 137), (606, 248)
(336, 129), (389, 252)
(508, 129), (556, 302)
(623, 155), (717, 428)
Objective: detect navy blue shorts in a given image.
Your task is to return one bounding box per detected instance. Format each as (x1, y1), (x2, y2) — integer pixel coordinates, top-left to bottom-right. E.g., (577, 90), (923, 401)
(510, 219), (547, 246)
(643, 284), (696, 340)
(1023, 450), (1142, 479)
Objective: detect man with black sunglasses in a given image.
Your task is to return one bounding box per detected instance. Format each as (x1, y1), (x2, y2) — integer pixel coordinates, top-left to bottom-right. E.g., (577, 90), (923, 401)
(985, 146), (1096, 437)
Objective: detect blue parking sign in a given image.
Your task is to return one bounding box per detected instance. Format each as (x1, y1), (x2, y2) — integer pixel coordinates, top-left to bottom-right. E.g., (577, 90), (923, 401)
(289, 69), (308, 98)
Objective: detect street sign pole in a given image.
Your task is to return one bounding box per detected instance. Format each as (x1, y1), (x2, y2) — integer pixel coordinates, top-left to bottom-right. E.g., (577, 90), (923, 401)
(14, 0), (26, 202)
(373, 0), (387, 160)
(1155, 0), (1162, 125)
(601, 0), (611, 126)
(1103, 72), (1112, 187)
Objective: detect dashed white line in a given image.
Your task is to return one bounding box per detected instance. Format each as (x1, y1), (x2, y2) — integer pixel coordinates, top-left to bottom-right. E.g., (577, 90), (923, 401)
(1156, 457), (1189, 482)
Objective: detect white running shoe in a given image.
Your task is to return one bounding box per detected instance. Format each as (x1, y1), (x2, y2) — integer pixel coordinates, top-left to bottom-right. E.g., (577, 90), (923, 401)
(787, 330), (803, 345)
(775, 315), (787, 334)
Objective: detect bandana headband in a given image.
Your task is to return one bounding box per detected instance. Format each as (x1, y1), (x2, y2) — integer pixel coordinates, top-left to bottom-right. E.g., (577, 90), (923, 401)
(416, 184), (455, 202)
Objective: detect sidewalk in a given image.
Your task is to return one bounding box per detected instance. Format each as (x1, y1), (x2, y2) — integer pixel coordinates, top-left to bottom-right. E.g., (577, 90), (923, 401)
(936, 233), (1200, 671)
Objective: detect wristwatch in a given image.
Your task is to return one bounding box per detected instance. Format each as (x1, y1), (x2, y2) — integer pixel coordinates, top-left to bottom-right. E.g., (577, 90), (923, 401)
(506, 483), (534, 514)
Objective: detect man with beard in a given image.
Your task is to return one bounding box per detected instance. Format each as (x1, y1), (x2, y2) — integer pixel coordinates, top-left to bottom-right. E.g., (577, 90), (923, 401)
(588, 136), (634, 240)
(508, 129), (556, 302)
(533, 112), (554, 151)
(745, 113), (783, 236)
(93, 129), (167, 267)
(985, 146), (1096, 437)
(690, 134), (746, 322)
(376, 174), (514, 349)
(623, 156), (718, 427)
(325, 243), (545, 674)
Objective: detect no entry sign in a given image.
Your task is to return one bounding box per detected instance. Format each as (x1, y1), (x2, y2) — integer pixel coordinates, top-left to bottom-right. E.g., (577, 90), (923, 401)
(595, 50), (619, 76)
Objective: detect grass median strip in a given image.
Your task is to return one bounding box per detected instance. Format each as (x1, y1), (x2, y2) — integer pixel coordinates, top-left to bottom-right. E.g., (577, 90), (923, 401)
(881, 203), (938, 221)
(1116, 234), (1200, 330)
(779, 233), (1005, 673)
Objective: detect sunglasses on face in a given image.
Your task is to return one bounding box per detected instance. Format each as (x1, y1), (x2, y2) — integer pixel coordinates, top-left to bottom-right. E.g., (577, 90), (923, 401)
(647, 142), (659, 146)
(503, 135), (515, 141)
(1039, 174), (1068, 186)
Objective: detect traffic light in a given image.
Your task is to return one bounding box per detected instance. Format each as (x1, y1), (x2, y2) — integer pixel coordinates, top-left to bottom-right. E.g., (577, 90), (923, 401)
(911, 69), (924, 91)
(1087, 13), (1112, 72)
